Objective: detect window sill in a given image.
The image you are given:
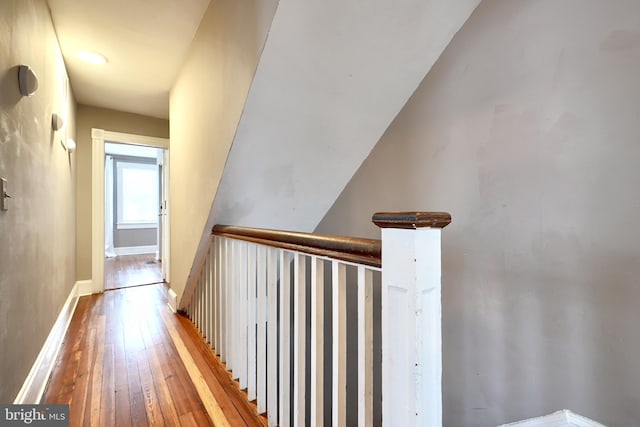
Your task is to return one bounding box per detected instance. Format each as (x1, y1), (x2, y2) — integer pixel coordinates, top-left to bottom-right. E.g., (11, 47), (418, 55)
(117, 222), (158, 230)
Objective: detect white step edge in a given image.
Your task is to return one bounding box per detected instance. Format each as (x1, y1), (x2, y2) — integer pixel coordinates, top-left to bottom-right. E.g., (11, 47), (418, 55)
(499, 410), (606, 427)
(14, 281), (81, 404)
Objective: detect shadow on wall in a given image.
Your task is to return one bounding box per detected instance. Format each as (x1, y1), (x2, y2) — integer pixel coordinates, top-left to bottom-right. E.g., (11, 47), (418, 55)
(0, 66), (23, 107)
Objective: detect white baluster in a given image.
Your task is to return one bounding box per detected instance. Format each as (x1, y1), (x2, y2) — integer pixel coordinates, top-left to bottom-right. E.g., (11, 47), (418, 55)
(209, 240), (215, 347)
(332, 261), (347, 427)
(197, 267), (202, 334)
(227, 238), (235, 371)
(210, 238), (217, 351)
(358, 266), (374, 427)
(247, 243), (258, 401)
(217, 237), (225, 359)
(204, 253), (210, 344)
(310, 256), (324, 426)
(238, 241), (248, 389)
(267, 247), (279, 426)
(231, 240), (239, 379)
(257, 245), (267, 414)
(216, 236), (222, 355)
(279, 250), (292, 427)
(220, 238), (228, 363)
(293, 254), (307, 427)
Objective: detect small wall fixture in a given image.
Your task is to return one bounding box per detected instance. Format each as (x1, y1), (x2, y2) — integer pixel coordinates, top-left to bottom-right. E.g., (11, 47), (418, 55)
(64, 138), (76, 153)
(18, 65), (39, 97)
(77, 51), (107, 65)
(52, 113), (65, 131)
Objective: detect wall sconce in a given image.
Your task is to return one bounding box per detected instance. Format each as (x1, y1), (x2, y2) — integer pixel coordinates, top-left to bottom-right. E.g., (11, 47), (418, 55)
(52, 113), (65, 131)
(63, 138), (76, 154)
(18, 65), (39, 97)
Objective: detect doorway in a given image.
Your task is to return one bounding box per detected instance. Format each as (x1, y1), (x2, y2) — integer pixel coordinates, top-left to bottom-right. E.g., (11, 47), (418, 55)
(91, 129), (170, 294)
(104, 142), (165, 290)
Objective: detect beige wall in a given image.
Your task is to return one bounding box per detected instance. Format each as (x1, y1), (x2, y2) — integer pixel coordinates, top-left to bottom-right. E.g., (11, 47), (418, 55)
(169, 0), (278, 302)
(0, 0), (77, 402)
(316, 0), (640, 425)
(75, 105), (168, 280)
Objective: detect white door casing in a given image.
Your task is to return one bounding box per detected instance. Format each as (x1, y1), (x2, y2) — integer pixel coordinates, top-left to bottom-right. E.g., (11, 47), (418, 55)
(91, 129), (169, 292)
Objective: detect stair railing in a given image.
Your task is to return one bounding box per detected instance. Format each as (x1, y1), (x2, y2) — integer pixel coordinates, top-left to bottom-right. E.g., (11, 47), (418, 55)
(183, 211), (451, 427)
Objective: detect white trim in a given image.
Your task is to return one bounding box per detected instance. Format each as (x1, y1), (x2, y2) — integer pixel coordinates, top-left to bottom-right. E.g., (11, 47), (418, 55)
(14, 282), (80, 404)
(76, 279), (99, 296)
(114, 245), (158, 256)
(161, 149), (170, 283)
(167, 288), (178, 313)
(92, 131), (106, 292)
(98, 130), (169, 149)
(500, 410), (606, 427)
(116, 222), (158, 230)
(92, 129), (169, 293)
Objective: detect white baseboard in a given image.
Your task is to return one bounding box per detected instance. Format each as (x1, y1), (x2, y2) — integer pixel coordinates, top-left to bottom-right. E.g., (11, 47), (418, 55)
(76, 279), (96, 296)
(114, 245), (158, 256)
(500, 410), (606, 427)
(167, 288), (178, 313)
(14, 282), (80, 404)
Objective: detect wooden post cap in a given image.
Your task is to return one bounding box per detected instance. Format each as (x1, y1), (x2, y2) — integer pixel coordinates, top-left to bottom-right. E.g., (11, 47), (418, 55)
(372, 211), (451, 229)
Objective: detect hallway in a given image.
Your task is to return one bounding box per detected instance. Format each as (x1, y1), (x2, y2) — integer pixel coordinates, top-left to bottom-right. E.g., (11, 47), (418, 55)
(42, 284), (266, 426)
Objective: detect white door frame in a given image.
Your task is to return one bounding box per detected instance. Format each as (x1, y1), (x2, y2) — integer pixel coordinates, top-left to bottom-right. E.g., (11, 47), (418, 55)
(91, 129), (170, 293)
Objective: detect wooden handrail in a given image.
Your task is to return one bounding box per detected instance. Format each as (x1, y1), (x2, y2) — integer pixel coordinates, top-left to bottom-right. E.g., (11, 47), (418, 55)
(213, 225), (382, 268)
(372, 211), (451, 229)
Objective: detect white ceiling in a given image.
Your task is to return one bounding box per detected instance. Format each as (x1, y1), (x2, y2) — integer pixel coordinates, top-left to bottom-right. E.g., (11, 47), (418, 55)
(47, 0), (211, 119)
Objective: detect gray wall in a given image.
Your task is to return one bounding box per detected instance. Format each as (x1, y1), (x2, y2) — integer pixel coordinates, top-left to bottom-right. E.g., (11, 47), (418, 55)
(0, 0), (77, 402)
(114, 228), (156, 248)
(315, 1), (640, 425)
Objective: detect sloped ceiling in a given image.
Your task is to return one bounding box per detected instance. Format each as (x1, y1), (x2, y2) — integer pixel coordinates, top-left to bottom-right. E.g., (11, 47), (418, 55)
(210, 0), (481, 232)
(47, 0), (210, 119)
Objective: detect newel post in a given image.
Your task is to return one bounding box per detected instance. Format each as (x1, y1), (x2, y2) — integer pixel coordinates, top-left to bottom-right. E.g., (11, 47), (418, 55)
(373, 211), (451, 427)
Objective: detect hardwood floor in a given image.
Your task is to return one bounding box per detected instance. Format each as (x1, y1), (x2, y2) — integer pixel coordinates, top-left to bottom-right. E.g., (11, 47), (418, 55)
(105, 254), (163, 290)
(42, 284), (267, 427)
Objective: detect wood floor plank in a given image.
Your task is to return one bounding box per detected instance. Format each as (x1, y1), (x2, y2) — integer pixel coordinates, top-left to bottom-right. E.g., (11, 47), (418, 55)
(125, 348), (148, 426)
(179, 411), (198, 427)
(179, 410), (213, 427)
(174, 314), (268, 427)
(69, 325), (95, 426)
(99, 344), (115, 427)
(147, 343), (182, 426)
(137, 348), (165, 426)
(113, 305), (133, 427)
(190, 408), (215, 426)
(43, 297), (90, 404)
(156, 341), (199, 416)
(43, 283), (263, 427)
(161, 309), (234, 427)
(90, 316), (106, 427)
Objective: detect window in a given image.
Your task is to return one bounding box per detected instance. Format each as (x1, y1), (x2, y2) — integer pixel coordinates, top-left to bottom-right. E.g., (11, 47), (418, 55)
(116, 161), (158, 229)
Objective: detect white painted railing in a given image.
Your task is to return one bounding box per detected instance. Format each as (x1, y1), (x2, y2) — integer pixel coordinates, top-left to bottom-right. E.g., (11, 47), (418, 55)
(183, 212), (451, 427)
